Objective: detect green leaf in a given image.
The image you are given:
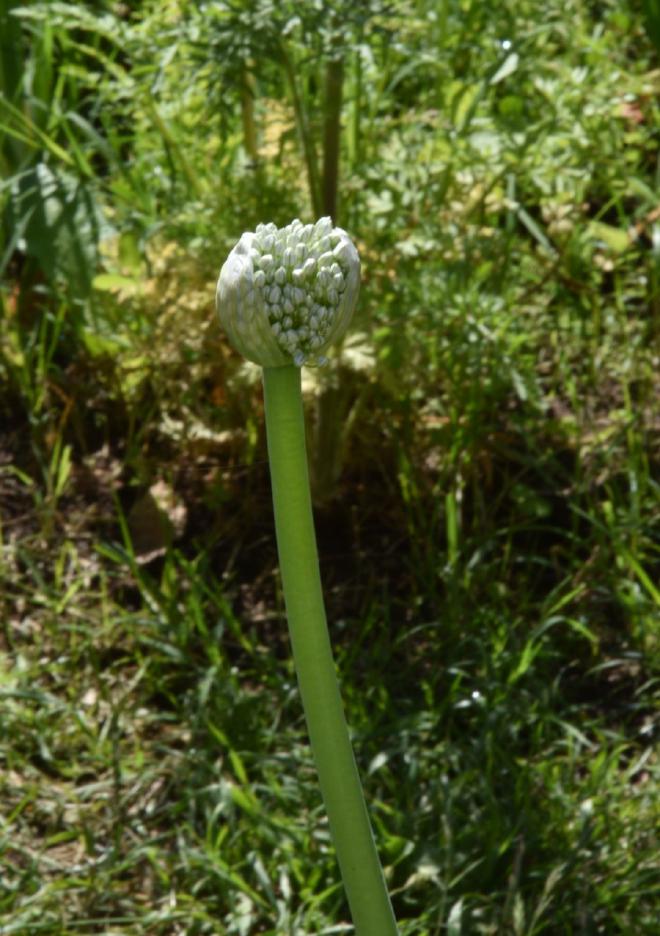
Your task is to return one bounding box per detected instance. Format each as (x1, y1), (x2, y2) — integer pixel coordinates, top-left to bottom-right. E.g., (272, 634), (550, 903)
(588, 221), (630, 253)
(490, 52), (519, 85)
(92, 273), (141, 294)
(447, 898), (464, 936)
(641, 0), (660, 54)
(450, 81), (482, 131)
(5, 162), (111, 297)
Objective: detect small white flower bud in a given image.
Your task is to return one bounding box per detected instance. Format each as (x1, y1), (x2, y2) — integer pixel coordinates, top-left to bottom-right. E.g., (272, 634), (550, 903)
(302, 257), (317, 278)
(332, 241), (353, 266)
(314, 217), (333, 238)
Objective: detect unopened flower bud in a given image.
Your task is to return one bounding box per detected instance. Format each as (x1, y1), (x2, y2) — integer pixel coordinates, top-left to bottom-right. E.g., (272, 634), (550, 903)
(217, 218), (360, 367)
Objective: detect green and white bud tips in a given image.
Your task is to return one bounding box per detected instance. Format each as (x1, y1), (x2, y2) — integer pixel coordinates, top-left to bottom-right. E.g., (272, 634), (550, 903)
(216, 217), (360, 367)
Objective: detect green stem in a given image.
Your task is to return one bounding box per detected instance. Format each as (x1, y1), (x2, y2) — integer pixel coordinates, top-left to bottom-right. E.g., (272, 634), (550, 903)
(279, 43), (322, 218)
(322, 54), (343, 222)
(239, 62), (259, 166)
(349, 42), (362, 175)
(262, 365), (399, 936)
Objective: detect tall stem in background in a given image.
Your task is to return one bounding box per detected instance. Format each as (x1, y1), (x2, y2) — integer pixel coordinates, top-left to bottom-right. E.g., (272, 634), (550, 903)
(239, 62), (259, 166)
(279, 43), (322, 217)
(262, 364), (399, 936)
(322, 55), (343, 222)
(348, 34), (363, 176)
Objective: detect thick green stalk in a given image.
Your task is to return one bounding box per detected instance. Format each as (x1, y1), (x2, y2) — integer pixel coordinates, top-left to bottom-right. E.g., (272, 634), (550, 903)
(262, 365), (398, 936)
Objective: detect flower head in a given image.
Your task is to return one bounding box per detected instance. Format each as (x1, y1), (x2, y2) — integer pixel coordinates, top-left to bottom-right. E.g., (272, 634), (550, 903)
(216, 217), (360, 367)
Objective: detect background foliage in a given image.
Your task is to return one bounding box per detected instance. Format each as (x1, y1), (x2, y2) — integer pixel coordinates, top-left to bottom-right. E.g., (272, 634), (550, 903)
(1, 1), (658, 933)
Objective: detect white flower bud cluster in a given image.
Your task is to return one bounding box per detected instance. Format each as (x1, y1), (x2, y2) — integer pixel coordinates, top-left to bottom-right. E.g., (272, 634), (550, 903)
(216, 217), (360, 368)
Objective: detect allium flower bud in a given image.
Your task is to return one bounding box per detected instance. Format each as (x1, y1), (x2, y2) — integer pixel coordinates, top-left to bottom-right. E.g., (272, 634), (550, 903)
(216, 217), (360, 367)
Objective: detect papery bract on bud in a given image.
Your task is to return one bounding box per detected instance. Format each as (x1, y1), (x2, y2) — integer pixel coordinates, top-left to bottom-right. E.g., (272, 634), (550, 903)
(216, 217), (360, 367)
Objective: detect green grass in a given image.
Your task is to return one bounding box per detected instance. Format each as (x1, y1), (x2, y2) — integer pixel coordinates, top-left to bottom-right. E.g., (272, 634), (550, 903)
(1, 530), (657, 933)
(1, 0), (659, 933)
